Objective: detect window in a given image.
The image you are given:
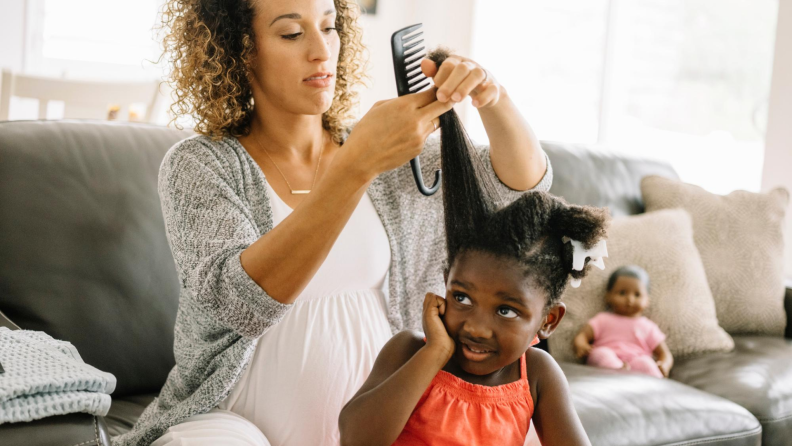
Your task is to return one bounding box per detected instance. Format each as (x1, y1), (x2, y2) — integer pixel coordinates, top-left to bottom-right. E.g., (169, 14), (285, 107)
(468, 0), (778, 194)
(25, 0), (164, 81)
(468, 0), (610, 145)
(13, 0), (168, 122)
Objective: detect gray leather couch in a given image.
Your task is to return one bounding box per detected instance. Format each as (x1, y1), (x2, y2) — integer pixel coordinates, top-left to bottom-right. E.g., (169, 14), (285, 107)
(0, 120), (790, 446)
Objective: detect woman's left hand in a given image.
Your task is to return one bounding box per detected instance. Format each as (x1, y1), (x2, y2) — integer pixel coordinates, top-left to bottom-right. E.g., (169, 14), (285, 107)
(420, 55), (501, 109)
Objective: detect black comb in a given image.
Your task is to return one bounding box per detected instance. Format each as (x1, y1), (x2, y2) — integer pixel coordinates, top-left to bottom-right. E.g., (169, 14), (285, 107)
(391, 23), (441, 196)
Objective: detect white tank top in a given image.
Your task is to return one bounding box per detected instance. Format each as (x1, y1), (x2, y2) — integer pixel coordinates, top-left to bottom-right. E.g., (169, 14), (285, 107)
(218, 182), (393, 446)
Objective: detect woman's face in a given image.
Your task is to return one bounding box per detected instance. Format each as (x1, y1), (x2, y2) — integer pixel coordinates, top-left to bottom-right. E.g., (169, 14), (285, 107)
(250, 0), (341, 115)
(443, 250), (558, 376)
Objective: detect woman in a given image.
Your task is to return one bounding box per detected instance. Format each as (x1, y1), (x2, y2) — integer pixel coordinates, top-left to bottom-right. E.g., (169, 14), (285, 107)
(115, 0), (551, 445)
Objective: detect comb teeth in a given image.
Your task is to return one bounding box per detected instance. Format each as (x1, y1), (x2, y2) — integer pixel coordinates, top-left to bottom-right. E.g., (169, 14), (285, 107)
(405, 51), (425, 67)
(406, 70), (423, 82)
(402, 31), (423, 44)
(399, 23), (423, 39)
(409, 80), (430, 92)
(403, 39), (424, 53)
(392, 23), (432, 95)
(408, 75), (426, 87)
(406, 45), (428, 91)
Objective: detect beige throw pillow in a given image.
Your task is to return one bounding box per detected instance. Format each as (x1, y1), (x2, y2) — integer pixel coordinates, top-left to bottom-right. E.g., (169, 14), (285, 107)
(641, 175), (789, 335)
(549, 208), (734, 364)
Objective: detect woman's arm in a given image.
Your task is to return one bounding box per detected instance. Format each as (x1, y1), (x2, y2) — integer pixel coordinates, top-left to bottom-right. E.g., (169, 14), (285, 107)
(159, 145), (292, 339)
(239, 89), (454, 305)
(573, 324), (595, 359)
(161, 90), (453, 339)
(422, 57), (547, 191)
(653, 341), (674, 378)
(478, 88), (547, 191)
(528, 348), (591, 446)
(238, 152), (371, 303)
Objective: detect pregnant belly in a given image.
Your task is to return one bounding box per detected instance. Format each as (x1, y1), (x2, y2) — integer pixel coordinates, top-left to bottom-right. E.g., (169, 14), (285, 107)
(218, 290), (393, 446)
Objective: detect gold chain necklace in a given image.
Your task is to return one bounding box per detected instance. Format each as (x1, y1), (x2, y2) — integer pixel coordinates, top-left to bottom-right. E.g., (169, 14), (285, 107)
(253, 133), (325, 195)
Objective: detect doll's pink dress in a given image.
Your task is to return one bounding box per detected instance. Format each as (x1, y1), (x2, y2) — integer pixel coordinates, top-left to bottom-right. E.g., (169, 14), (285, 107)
(586, 312), (666, 378)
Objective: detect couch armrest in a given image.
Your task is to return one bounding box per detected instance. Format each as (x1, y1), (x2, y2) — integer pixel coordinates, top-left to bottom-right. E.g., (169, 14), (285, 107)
(0, 413), (111, 446)
(0, 308), (20, 330)
(785, 284), (792, 339)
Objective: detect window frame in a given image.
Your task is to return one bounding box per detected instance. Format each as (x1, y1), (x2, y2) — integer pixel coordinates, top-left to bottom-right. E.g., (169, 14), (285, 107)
(23, 0), (164, 81)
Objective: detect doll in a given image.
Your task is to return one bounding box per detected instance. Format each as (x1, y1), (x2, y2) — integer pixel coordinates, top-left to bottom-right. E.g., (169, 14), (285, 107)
(573, 265), (673, 378)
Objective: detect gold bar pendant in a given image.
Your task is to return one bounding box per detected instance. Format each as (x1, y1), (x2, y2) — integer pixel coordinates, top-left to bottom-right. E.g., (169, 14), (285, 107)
(291, 190), (310, 195)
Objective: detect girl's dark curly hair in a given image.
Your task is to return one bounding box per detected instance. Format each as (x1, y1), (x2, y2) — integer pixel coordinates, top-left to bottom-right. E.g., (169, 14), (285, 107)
(159, 0), (367, 143)
(429, 49), (610, 309)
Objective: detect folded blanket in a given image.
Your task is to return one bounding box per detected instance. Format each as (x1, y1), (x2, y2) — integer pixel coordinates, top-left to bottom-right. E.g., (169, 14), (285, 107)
(0, 327), (116, 424)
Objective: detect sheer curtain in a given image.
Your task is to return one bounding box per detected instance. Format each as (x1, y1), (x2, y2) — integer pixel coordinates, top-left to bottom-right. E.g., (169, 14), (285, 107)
(14, 0), (166, 121)
(25, 0), (163, 80)
(467, 0), (778, 194)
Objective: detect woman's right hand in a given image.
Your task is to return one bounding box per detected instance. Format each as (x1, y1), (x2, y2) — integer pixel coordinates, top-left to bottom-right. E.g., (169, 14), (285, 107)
(421, 292), (455, 360)
(339, 88), (455, 181)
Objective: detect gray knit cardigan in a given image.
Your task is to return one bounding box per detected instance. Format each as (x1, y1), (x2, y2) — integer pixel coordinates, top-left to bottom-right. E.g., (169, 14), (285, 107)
(113, 133), (552, 445)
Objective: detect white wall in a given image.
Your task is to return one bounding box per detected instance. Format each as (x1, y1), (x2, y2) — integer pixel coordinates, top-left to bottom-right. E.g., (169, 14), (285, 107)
(0, 0), (26, 72)
(358, 0), (476, 121)
(357, 1), (412, 114)
(762, 0), (792, 280)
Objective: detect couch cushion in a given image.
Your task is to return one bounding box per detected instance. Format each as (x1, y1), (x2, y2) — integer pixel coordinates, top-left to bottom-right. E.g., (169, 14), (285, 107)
(642, 175), (789, 336)
(105, 393), (158, 438)
(549, 209), (734, 363)
(533, 142), (678, 354)
(671, 336), (792, 446)
(562, 362), (761, 446)
(542, 141), (679, 217)
(0, 413), (111, 446)
(0, 120), (192, 398)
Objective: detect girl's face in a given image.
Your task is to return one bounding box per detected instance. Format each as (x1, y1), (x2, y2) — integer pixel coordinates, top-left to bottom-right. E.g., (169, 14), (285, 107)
(443, 250), (565, 376)
(250, 0), (341, 115)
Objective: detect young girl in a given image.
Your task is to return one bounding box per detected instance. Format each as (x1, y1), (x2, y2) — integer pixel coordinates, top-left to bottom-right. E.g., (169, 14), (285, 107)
(573, 265), (674, 378)
(338, 49), (609, 446)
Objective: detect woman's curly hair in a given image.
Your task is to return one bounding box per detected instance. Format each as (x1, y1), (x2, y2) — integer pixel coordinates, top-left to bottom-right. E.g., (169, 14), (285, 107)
(159, 0), (367, 143)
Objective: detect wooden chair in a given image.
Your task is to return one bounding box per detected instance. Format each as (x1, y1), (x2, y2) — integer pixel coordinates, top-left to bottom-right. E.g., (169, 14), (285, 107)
(0, 70), (164, 122)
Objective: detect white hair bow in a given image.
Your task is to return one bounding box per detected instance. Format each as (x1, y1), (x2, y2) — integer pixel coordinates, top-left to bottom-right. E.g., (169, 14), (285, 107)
(562, 236), (608, 288)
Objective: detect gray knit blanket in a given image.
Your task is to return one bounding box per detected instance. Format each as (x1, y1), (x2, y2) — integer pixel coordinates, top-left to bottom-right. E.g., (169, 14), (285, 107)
(0, 327), (116, 424)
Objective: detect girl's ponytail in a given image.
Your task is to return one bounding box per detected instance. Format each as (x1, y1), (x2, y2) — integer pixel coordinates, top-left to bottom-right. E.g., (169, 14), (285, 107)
(429, 48), (501, 264)
(549, 202), (610, 287)
(548, 202), (610, 250)
(484, 193), (610, 304)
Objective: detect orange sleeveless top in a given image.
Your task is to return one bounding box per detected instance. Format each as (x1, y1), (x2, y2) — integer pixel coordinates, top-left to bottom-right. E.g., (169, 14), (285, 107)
(392, 337), (539, 446)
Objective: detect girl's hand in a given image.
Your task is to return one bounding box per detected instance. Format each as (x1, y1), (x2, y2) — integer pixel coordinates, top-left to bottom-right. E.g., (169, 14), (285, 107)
(421, 292), (455, 360)
(420, 55), (501, 109)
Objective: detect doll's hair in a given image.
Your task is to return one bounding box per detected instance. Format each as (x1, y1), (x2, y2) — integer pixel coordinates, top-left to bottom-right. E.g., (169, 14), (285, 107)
(429, 48), (610, 308)
(607, 265), (651, 292)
